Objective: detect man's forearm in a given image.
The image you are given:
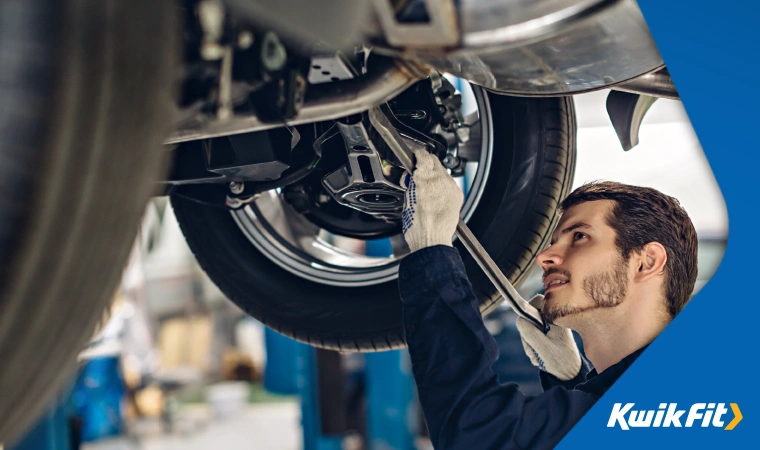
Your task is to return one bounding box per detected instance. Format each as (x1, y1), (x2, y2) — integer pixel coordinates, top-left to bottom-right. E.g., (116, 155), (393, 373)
(400, 246), (501, 378)
(400, 246), (508, 448)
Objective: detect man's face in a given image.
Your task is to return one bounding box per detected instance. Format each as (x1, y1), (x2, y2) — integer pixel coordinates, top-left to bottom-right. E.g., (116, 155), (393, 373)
(536, 200), (632, 326)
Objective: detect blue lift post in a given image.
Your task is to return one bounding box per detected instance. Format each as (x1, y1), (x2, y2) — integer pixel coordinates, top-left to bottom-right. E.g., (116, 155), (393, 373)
(264, 327), (343, 450)
(266, 326), (421, 450)
(298, 345), (344, 450)
(364, 350), (419, 450)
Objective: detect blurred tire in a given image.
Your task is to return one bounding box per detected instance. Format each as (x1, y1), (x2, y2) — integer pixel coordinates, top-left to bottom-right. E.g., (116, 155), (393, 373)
(0, 0), (176, 442)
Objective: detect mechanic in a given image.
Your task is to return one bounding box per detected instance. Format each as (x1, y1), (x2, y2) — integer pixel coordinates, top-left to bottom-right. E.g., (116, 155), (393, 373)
(398, 148), (698, 449)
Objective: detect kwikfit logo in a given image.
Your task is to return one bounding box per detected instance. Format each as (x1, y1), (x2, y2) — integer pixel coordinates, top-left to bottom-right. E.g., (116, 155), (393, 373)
(607, 403), (742, 430)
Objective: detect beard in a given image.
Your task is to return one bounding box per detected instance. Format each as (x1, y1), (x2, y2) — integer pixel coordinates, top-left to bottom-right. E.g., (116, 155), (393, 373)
(542, 256), (629, 324)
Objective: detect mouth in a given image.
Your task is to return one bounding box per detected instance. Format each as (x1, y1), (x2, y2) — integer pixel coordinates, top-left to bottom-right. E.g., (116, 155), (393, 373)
(543, 273), (570, 292)
(545, 280), (569, 292)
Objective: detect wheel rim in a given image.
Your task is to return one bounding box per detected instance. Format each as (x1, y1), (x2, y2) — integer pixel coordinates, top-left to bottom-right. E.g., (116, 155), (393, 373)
(232, 83), (493, 287)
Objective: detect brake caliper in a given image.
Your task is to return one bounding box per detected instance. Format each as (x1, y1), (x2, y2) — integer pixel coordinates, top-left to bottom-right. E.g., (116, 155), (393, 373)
(428, 72), (470, 176)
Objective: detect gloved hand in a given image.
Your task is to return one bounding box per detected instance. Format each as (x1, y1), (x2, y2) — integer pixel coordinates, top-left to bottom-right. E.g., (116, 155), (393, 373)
(515, 295), (582, 381)
(400, 148), (464, 253)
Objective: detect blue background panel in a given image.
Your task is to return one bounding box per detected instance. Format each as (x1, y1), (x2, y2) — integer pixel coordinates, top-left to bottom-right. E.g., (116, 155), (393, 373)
(560, 1), (757, 447)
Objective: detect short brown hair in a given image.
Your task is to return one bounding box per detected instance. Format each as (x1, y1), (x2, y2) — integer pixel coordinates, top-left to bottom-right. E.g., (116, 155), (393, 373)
(560, 181), (698, 318)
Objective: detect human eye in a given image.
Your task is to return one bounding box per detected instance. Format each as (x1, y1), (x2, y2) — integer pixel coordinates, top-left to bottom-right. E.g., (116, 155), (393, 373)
(573, 231), (587, 241)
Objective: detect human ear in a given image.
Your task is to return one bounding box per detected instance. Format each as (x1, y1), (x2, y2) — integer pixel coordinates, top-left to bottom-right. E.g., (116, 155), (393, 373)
(634, 242), (668, 282)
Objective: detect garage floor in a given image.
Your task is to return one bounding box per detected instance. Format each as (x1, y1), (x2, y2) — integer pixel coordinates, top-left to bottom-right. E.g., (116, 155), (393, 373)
(82, 403), (301, 450)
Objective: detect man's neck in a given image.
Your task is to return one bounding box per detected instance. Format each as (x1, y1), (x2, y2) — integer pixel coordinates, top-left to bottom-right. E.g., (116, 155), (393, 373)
(570, 293), (669, 373)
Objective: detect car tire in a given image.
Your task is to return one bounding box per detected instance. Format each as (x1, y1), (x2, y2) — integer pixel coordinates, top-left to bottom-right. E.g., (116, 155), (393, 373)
(171, 94), (576, 352)
(0, 0), (175, 442)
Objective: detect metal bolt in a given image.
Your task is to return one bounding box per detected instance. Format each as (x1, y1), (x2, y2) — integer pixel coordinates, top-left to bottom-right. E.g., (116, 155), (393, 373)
(229, 181), (245, 194)
(226, 196), (243, 209)
(238, 31), (254, 50)
(442, 155), (455, 168)
(201, 43), (225, 61)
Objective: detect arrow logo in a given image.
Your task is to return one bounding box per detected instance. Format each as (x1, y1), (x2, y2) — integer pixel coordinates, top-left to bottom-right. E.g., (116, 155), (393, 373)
(724, 403), (742, 430)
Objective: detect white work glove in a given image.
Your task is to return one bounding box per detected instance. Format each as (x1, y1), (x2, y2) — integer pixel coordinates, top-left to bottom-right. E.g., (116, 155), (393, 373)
(400, 148), (463, 253)
(515, 295), (582, 381)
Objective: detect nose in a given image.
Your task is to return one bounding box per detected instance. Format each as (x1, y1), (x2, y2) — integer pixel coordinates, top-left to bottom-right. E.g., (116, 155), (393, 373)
(536, 243), (563, 270)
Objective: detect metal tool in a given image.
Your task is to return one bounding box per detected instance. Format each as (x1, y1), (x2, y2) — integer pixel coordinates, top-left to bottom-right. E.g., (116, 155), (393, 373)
(369, 106), (546, 331)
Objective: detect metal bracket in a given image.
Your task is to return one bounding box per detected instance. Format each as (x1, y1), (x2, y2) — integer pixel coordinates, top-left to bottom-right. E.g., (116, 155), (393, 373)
(370, 0), (459, 47)
(606, 90), (658, 151)
(308, 54), (357, 84)
(322, 120), (406, 218)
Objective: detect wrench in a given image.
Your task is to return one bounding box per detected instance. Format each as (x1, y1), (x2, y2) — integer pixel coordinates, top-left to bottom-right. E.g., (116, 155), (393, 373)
(368, 106), (546, 331)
